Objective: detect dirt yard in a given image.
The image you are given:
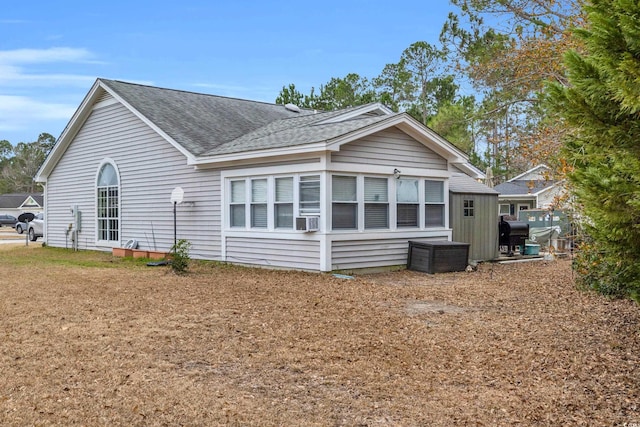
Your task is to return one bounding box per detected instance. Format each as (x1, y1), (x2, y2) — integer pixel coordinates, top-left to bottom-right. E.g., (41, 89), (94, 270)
(0, 243), (638, 426)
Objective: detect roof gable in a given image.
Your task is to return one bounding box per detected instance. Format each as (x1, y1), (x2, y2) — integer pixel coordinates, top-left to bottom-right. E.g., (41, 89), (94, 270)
(508, 164), (550, 181)
(494, 179), (559, 196)
(0, 193), (44, 209)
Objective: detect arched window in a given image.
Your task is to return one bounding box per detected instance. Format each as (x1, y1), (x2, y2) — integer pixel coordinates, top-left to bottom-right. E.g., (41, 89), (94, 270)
(97, 162), (119, 242)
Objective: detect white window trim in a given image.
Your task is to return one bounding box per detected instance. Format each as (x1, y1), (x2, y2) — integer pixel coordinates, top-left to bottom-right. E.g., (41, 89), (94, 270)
(326, 175), (448, 232)
(423, 179), (447, 228)
(223, 173), (323, 231)
(95, 158), (121, 247)
(222, 171), (449, 233)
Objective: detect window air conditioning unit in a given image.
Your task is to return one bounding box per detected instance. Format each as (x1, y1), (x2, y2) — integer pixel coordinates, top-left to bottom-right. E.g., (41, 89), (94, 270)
(295, 216), (319, 232)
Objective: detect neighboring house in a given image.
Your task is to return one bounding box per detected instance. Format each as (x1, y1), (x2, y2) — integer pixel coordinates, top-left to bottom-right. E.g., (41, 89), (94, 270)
(35, 79), (497, 272)
(494, 165), (566, 217)
(0, 193), (44, 217)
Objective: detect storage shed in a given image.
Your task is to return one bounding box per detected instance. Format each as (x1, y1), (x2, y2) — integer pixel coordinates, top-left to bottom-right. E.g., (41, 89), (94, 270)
(448, 173), (499, 262)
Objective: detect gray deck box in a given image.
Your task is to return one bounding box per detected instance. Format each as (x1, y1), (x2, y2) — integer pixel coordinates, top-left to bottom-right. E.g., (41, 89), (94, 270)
(407, 241), (470, 274)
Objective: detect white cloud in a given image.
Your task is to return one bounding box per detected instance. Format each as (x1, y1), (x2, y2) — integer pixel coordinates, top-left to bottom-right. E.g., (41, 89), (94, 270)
(0, 95), (76, 132)
(0, 47), (94, 64)
(0, 47), (100, 139)
(0, 47), (103, 87)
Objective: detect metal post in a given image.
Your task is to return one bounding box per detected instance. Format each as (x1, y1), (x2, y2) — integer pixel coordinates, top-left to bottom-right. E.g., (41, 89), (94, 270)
(173, 201), (177, 254)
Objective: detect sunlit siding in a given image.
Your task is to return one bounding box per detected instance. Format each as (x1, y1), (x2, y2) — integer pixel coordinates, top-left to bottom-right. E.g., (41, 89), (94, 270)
(225, 236), (320, 271)
(45, 101), (222, 260)
(331, 235), (450, 271)
(331, 127), (447, 170)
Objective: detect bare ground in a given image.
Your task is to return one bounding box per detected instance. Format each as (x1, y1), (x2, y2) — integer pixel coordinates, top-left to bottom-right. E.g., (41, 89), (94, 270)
(0, 243), (638, 426)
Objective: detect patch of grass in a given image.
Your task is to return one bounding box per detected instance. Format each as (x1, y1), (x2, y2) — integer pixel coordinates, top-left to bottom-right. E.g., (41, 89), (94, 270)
(0, 245), (149, 269)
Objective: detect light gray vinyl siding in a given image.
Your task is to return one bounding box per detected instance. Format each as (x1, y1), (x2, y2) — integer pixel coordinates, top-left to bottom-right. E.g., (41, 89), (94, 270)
(331, 127), (447, 170)
(449, 193), (499, 262)
(45, 101), (222, 259)
(331, 236), (449, 271)
(225, 237), (320, 270)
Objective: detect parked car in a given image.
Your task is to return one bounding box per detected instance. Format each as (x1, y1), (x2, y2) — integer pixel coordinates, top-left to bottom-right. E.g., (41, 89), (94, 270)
(14, 221), (26, 234)
(28, 213), (44, 241)
(0, 214), (17, 227)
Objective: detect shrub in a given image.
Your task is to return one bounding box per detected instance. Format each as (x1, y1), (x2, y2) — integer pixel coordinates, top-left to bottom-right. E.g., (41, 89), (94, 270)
(170, 239), (191, 274)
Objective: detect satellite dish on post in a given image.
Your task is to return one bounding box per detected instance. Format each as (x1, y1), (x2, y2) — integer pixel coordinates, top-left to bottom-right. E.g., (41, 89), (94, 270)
(18, 212), (35, 246)
(18, 212), (35, 223)
(170, 187), (184, 205)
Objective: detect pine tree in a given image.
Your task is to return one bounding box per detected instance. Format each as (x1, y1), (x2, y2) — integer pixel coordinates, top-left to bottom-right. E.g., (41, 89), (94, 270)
(547, 0), (640, 299)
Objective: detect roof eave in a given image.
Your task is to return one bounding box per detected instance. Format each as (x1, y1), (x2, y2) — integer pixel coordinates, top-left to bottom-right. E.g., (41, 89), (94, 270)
(190, 141), (329, 167)
(316, 103), (394, 125)
(35, 79), (104, 182)
(35, 79), (197, 182)
(191, 113), (478, 173)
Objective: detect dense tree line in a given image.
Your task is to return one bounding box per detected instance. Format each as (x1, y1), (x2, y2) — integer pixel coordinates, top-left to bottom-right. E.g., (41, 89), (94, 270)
(276, 1), (584, 183)
(547, 0), (640, 300)
(0, 133), (55, 194)
(277, 0), (640, 300)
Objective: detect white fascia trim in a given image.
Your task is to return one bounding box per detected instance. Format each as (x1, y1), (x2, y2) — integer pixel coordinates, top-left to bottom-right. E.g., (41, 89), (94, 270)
(329, 162), (451, 178)
(316, 103), (394, 125)
(36, 79), (104, 182)
(452, 162), (484, 180)
(190, 142), (329, 167)
(99, 82), (197, 164)
(35, 79), (196, 182)
(498, 194), (537, 200)
(220, 162), (323, 179)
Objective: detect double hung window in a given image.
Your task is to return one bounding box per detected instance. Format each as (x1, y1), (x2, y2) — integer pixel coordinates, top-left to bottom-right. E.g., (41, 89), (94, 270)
(299, 175), (320, 215)
(332, 175), (357, 229)
(229, 175), (320, 230)
(230, 180), (246, 227)
(364, 177), (388, 229)
(396, 178), (419, 227)
(424, 180), (445, 227)
(251, 179), (268, 228)
(275, 177), (294, 228)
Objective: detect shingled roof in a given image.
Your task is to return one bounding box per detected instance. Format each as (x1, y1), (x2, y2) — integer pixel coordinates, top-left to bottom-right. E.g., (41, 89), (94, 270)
(0, 193), (44, 209)
(449, 173), (498, 195)
(100, 79), (324, 157)
(37, 79), (482, 181)
(494, 179), (557, 196)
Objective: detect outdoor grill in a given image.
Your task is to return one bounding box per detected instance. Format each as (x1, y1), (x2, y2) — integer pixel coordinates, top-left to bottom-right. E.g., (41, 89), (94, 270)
(499, 216), (530, 256)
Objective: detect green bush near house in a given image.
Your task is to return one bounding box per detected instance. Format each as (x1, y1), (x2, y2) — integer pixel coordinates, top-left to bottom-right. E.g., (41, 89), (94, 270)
(170, 239), (191, 274)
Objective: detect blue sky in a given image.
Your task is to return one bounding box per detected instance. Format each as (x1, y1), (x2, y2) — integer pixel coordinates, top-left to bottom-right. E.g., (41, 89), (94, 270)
(1, 1), (458, 144)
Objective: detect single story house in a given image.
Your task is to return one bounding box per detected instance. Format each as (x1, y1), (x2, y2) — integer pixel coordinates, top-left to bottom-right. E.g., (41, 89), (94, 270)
(35, 79), (497, 271)
(0, 193), (44, 217)
(494, 165), (566, 217)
